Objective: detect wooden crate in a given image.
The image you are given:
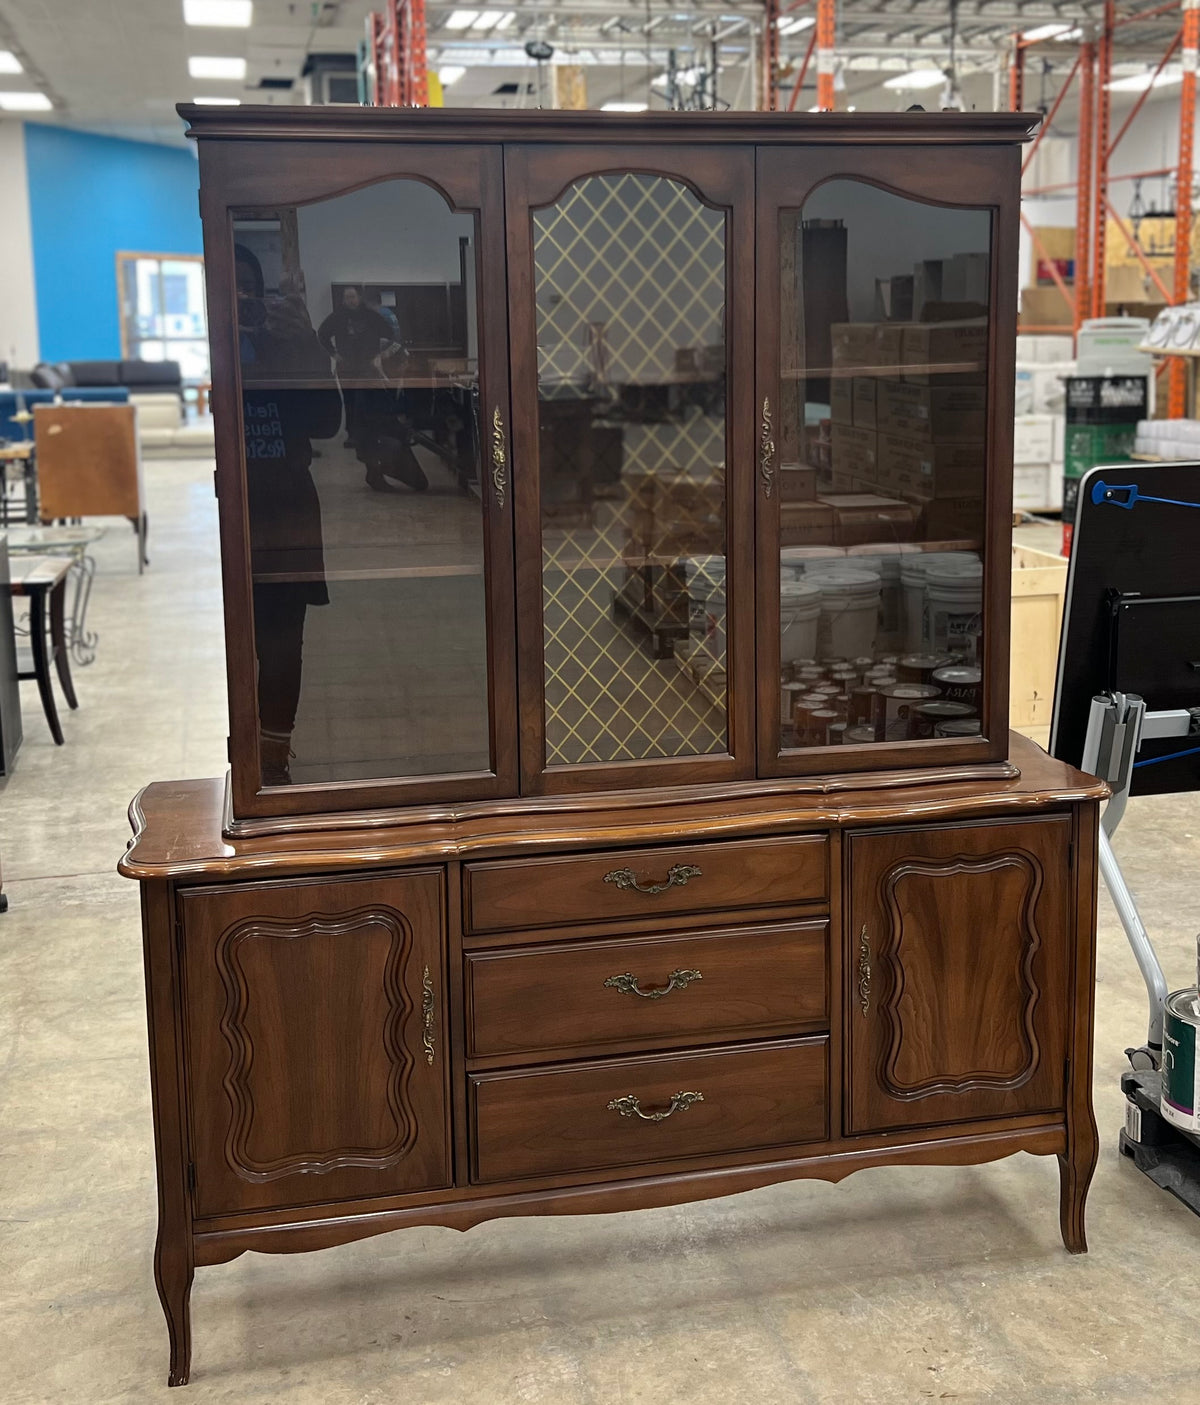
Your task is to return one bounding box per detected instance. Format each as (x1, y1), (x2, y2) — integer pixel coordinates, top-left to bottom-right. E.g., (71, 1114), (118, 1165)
(1010, 543), (1067, 748)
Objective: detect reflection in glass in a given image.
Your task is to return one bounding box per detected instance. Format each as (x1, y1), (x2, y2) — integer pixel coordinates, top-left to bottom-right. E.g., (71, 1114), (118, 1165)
(778, 181), (990, 753)
(533, 173), (729, 767)
(233, 179), (491, 788)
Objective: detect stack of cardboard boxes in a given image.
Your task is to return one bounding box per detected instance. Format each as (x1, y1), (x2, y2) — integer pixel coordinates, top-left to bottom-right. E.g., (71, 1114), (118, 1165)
(815, 318), (988, 541)
(1013, 333), (1073, 512)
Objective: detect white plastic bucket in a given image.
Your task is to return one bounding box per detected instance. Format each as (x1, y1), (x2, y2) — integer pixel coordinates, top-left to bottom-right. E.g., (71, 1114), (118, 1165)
(780, 578), (822, 663)
(901, 552), (979, 650)
(780, 546), (844, 583)
(684, 556), (726, 651)
(923, 560), (983, 655)
(815, 570), (880, 661)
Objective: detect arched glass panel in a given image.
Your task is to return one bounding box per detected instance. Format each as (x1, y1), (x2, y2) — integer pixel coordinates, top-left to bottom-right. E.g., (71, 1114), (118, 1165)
(232, 179), (491, 789)
(778, 179), (991, 753)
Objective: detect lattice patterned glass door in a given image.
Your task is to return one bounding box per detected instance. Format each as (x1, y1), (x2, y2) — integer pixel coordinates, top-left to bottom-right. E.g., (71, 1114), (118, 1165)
(533, 173), (729, 768)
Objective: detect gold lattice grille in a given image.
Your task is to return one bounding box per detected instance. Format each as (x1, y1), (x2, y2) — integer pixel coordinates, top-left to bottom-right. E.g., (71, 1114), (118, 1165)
(533, 174), (729, 767)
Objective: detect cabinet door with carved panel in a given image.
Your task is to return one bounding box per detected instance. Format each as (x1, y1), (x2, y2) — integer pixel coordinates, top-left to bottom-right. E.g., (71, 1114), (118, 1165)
(846, 817), (1071, 1134)
(179, 870), (449, 1218)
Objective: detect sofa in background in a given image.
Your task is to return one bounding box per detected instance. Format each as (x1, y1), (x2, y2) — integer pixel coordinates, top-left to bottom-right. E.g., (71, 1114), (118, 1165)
(29, 360), (214, 457)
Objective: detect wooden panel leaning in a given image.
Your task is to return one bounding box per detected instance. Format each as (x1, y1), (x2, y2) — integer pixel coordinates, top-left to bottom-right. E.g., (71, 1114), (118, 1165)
(34, 403), (148, 572)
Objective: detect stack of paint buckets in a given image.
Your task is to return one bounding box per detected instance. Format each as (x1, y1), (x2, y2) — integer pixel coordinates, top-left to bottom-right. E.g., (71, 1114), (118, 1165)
(1161, 938), (1200, 1136)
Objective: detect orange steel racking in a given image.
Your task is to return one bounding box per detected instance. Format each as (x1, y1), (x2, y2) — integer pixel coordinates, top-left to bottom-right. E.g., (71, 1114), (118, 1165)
(1013, 0), (1196, 399)
(370, 0), (429, 108)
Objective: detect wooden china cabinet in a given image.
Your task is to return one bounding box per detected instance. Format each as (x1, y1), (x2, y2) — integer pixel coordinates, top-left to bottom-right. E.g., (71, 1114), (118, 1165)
(121, 105), (1106, 1387)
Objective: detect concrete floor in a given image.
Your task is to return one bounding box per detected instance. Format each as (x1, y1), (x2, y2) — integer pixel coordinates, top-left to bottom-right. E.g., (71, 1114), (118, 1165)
(2, 459), (1199, 1404)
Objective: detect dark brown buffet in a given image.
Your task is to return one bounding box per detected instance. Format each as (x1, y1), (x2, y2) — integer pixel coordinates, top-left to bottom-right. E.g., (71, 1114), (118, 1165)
(121, 104), (1104, 1388)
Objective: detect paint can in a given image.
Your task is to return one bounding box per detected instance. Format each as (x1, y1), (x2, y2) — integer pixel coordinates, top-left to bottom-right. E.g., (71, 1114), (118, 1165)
(1161, 988), (1200, 1133)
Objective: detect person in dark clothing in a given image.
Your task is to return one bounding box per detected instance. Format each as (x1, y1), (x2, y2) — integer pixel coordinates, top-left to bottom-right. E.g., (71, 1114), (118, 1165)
(235, 243), (341, 786)
(317, 286), (397, 451)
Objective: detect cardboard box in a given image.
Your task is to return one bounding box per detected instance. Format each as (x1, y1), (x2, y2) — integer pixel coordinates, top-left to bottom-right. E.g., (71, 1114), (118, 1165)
(876, 379), (986, 440)
(831, 321), (906, 369)
(901, 322), (988, 381)
(1032, 226), (1076, 261)
(1014, 414), (1056, 465)
(830, 377), (854, 426)
(780, 501), (835, 546)
(1020, 285), (1075, 328)
(920, 494), (986, 540)
(831, 423), (878, 478)
(1014, 364), (1072, 416)
(1105, 262), (1167, 307)
(779, 462), (817, 502)
(852, 377), (878, 429)
(818, 493), (918, 546)
(1013, 463), (1058, 511)
(877, 433), (981, 499)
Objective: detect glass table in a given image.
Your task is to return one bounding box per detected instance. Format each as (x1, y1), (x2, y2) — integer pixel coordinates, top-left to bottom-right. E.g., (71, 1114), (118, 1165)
(6, 524), (104, 665)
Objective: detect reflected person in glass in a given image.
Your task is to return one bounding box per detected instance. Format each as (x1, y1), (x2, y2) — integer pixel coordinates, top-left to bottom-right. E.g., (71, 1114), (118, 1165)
(317, 285), (397, 452)
(235, 244), (342, 786)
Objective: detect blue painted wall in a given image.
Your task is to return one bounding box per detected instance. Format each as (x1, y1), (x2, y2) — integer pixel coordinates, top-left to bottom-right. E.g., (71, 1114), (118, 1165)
(24, 123), (201, 362)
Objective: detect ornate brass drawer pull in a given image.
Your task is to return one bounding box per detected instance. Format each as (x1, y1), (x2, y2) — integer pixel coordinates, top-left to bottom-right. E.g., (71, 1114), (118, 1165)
(603, 968), (702, 1000)
(760, 395), (776, 499)
(857, 924), (871, 1017)
(491, 406), (508, 510)
(607, 1091), (704, 1122)
(422, 965), (436, 1065)
(603, 863), (702, 896)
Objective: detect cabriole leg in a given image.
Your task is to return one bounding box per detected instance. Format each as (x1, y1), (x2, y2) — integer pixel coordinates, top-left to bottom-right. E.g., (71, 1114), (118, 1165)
(1057, 1124), (1099, 1254)
(155, 1233), (193, 1386)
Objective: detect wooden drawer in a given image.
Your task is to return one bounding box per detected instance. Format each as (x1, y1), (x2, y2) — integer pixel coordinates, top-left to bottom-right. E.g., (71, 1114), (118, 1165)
(464, 835), (828, 935)
(470, 1037), (828, 1183)
(466, 920), (828, 1060)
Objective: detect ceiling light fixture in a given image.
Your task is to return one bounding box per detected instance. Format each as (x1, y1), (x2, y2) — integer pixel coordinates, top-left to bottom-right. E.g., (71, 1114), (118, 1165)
(492, 11), (516, 28)
(194, 95), (242, 104)
(882, 68), (945, 90)
(0, 51), (24, 74)
(445, 10), (480, 28)
(471, 10), (505, 28)
(0, 91), (51, 110)
(602, 100), (648, 111)
(184, 0), (253, 25)
(1021, 22), (1071, 41)
(438, 65), (467, 85)
(187, 55), (247, 79)
(777, 15), (815, 34)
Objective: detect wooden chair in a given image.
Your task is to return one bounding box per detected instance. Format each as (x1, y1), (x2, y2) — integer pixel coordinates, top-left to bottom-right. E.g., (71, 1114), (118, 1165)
(34, 403), (148, 572)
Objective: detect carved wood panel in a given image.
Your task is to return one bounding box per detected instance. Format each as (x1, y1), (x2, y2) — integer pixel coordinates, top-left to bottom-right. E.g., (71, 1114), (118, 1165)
(181, 870), (450, 1217)
(846, 818), (1071, 1134)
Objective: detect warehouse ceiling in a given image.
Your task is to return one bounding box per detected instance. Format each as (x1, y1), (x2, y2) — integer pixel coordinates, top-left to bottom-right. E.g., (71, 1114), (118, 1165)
(0, 0), (1187, 145)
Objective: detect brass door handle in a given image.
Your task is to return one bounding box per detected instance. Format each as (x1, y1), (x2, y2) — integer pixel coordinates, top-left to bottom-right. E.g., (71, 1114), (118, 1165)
(857, 924), (871, 1017)
(490, 406), (508, 510)
(607, 1091), (704, 1122)
(603, 968), (702, 1000)
(422, 965), (436, 1064)
(603, 863), (702, 896)
(760, 395), (775, 499)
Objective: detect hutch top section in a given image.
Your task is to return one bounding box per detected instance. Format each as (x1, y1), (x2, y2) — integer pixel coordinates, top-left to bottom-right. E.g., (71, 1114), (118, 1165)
(186, 106), (1039, 827)
(180, 106), (1040, 145)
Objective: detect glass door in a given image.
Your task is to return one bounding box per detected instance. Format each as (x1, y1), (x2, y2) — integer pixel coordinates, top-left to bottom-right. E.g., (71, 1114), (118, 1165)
(506, 145), (755, 795)
(209, 146), (517, 818)
(756, 146), (1017, 776)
